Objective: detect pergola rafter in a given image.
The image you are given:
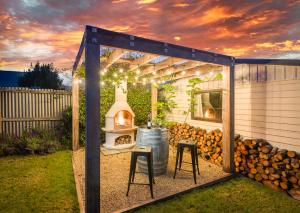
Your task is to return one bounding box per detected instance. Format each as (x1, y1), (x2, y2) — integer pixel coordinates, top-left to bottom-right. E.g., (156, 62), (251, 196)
(100, 48), (127, 72)
(72, 25), (235, 212)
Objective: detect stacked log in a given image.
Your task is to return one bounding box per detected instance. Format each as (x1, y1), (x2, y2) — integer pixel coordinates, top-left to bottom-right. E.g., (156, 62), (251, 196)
(168, 123), (223, 165)
(234, 135), (300, 192)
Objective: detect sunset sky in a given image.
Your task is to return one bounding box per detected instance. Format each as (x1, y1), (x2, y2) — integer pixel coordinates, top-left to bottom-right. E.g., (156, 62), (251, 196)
(0, 0), (300, 72)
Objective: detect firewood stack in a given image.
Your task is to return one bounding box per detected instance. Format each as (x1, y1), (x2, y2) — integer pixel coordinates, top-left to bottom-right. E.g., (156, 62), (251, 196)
(234, 135), (300, 192)
(168, 123), (223, 165)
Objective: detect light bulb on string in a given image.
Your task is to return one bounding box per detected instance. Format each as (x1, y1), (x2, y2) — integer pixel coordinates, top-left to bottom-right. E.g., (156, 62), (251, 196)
(196, 71), (200, 76)
(181, 71), (186, 75)
(101, 81), (105, 86)
(136, 68), (141, 75)
(125, 76), (128, 80)
(135, 76), (138, 81)
(142, 81), (146, 85)
(133, 82), (136, 86)
(119, 68), (123, 73)
(113, 73), (118, 77)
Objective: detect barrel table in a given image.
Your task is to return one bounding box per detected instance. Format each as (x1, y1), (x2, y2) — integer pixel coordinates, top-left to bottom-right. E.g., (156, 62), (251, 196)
(136, 127), (169, 176)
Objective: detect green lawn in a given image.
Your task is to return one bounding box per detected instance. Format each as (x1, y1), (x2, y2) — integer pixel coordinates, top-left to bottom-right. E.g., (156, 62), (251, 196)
(0, 151), (79, 213)
(137, 177), (300, 213)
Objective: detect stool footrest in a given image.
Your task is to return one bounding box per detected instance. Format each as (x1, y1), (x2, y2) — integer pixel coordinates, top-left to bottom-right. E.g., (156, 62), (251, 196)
(181, 161), (199, 165)
(130, 182), (151, 186)
(176, 168), (193, 173)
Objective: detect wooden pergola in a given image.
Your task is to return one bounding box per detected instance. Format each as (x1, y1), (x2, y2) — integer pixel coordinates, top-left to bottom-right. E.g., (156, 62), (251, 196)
(72, 25), (235, 212)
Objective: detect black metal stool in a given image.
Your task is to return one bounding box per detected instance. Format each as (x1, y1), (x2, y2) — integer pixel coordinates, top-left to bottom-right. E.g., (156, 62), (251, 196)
(173, 139), (200, 184)
(126, 146), (155, 198)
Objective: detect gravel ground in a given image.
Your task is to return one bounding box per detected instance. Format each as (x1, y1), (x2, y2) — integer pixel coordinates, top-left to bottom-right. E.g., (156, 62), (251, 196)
(73, 146), (228, 213)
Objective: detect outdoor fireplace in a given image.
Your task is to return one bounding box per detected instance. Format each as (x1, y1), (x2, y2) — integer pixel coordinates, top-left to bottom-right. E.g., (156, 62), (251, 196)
(114, 110), (132, 129)
(102, 81), (136, 149)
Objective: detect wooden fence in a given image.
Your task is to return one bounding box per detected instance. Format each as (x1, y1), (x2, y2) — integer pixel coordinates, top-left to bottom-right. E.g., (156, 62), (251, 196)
(0, 87), (72, 136)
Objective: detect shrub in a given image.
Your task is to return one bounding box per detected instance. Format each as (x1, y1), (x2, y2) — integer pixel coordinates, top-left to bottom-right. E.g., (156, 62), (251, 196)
(0, 128), (64, 156)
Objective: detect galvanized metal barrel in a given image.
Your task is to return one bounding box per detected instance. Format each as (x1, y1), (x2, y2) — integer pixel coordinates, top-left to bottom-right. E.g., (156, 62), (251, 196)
(136, 127), (169, 176)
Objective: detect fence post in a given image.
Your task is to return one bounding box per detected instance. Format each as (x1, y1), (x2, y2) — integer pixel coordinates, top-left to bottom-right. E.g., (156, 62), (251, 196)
(0, 90), (2, 135)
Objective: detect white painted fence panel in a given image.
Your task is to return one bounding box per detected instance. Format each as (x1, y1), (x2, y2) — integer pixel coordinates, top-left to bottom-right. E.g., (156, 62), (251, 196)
(0, 87), (72, 136)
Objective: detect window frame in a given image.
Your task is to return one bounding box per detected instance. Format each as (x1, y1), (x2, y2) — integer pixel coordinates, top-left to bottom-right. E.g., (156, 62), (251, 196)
(191, 89), (223, 123)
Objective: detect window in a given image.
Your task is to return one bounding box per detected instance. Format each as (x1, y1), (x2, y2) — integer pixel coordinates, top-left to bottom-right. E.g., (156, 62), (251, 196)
(191, 90), (222, 123)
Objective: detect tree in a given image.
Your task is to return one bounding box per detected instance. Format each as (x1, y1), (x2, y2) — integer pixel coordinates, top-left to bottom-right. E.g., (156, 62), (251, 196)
(18, 62), (63, 89)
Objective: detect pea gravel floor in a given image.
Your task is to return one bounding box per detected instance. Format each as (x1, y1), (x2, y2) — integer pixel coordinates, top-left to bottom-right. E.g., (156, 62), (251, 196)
(72, 146), (229, 213)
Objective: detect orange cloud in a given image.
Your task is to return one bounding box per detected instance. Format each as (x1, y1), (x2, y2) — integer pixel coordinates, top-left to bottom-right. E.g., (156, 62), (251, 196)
(256, 40), (300, 51)
(136, 0), (157, 5)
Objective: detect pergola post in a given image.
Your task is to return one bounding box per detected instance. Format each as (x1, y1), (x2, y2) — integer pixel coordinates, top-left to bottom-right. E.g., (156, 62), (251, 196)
(151, 84), (157, 120)
(72, 75), (79, 151)
(222, 63), (235, 173)
(85, 31), (101, 212)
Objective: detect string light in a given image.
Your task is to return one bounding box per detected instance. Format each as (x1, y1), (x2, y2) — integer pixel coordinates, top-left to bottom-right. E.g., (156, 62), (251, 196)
(150, 79), (154, 83)
(142, 81), (146, 85)
(101, 81), (105, 86)
(196, 71), (200, 76)
(113, 73), (118, 77)
(135, 76), (138, 80)
(133, 82), (136, 86)
(103, 68), (107, 73)
(101, 72), (105, 76)
(167, 70), (172, 75)
(136, 68), (141, 75)
(142, 78), (146, 82)
(181, 71), (186, 75)
(125, 76), (128, 80)
(112, 82), (116, 85)
(119, 68), (123, 73)
(153, 71), (157, 75)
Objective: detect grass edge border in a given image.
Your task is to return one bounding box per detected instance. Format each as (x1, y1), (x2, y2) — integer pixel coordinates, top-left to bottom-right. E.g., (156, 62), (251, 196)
(114, 173), (235, 213)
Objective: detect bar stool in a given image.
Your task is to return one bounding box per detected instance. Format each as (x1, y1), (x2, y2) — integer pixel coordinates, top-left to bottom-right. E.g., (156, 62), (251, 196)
(126, 146), (155, 198)
(173, 139), (200, 184)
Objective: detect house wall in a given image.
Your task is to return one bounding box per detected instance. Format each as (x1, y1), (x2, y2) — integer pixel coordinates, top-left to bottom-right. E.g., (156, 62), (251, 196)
(165, 64), (300, 152)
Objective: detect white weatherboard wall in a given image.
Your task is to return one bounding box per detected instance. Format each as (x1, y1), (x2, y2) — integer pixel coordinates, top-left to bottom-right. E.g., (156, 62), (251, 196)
(165, 64), (300, 152)
(235, 64), (300, 152)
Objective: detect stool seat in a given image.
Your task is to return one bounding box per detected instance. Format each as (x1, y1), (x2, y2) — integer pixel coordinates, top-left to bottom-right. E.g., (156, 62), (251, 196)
(126, 145), (155, 198)
(132, 146), (151, 153)
(173, 139), (200, 184)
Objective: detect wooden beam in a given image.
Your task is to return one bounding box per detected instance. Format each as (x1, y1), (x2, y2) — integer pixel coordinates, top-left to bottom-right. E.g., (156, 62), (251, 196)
(72, 75), (79, 151)
(85, 30), (101, 212)
(222, 64), (234, 173)
(152, 61), (205, 79)
(139, 57), (184, 77)
(164, 65), (222, 81)
(100, 48), (127, 72)
(86, 25), (233, 66)
(129, 54), (158, 71)
(151, 84), (157, 120)
(73, 32), (86, 73)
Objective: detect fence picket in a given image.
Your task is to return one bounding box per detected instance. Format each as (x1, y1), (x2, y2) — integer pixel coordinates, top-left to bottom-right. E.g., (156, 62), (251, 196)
(0, 87), (71, 136)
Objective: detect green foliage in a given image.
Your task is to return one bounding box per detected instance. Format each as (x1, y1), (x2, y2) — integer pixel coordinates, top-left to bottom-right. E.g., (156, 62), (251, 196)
(128, 84), (151, 126)
(154, 83), (177, 126)
(0, 128), (64, 156)
(183, 77), (203, 123)
(18, 62), (63, 89)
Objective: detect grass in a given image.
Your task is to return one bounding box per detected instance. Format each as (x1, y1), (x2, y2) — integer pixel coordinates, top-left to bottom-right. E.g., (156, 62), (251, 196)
(136, 177), (300, 213)
(0, 151), (79, 213)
